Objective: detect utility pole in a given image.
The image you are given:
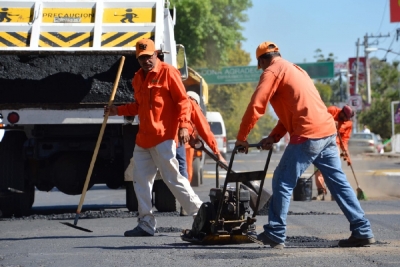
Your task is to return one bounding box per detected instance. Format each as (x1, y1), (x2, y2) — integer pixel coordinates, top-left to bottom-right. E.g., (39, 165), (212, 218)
(364, 33), (390, 105)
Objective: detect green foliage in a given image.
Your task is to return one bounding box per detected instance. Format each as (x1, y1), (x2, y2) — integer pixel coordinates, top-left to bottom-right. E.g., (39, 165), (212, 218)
(315, 82), (332, 106)
(357, 58), (400, 139)
(313, 49), (336, 62)
(171, 0), (252, 68)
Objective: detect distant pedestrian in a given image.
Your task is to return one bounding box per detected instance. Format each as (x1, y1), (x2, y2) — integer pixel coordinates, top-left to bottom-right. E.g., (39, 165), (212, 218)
(363, 125), (371, 133)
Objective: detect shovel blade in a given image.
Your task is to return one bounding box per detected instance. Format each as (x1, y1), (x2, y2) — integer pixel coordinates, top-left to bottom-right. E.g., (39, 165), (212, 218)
(60, 222), (93, 233)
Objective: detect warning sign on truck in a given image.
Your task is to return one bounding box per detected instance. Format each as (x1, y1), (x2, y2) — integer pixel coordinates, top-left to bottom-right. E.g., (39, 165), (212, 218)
(0, 7), (33, 23)
(42, 8), (95, 23)
(103, 8), (155, 23)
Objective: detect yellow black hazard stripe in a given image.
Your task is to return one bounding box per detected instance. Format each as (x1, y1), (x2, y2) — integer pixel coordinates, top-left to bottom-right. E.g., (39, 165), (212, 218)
(101, 32), (153, 47)
(0, 32), (30, 47)
(39, 32), (93, 47)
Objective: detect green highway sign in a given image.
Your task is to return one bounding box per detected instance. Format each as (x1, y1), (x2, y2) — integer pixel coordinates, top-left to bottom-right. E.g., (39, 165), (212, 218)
(196, 66), (263, 85)
(296, 61), (335, 80)
(196, 61), (335, 85)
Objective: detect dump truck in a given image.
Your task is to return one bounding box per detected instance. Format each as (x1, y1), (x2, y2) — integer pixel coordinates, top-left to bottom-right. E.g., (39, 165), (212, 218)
(0, 0), (196, 216)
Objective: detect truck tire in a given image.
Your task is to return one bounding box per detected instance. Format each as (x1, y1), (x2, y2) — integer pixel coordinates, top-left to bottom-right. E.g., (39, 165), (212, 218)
(191, 157), (203, 187)
(0, 131), (32, 217)
(125, 181), (138, 212)
(53, 153), (94, 195)
(153, 180), (176, 212)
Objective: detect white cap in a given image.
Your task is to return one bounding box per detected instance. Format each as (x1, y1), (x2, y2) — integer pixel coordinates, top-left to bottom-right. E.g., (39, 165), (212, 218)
(187, 91), (200, 104)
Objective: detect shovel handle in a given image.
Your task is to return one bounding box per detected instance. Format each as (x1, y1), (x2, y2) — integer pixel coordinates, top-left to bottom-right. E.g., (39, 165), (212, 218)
(75, 56), (125, 216)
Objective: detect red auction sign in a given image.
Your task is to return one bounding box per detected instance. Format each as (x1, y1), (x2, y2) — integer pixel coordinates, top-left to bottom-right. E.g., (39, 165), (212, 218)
(348, 57), (366, 96)
(390, 0), (400, 23)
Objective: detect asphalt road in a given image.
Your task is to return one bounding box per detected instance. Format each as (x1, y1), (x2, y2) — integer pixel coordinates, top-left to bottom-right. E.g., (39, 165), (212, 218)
(1, 151), (400, 267)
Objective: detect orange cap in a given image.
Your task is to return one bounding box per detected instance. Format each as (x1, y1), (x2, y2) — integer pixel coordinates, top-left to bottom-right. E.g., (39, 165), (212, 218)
(136, 39), (156, 58)
(256, 41), (279, 69)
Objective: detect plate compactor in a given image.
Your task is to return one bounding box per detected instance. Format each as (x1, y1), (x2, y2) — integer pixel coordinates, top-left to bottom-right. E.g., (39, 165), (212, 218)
(181, 142), (273, 245)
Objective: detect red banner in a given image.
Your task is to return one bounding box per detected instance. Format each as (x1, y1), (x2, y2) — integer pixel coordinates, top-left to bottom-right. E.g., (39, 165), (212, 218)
(348, 57), (365, 96)
(390, 0), (400, 23)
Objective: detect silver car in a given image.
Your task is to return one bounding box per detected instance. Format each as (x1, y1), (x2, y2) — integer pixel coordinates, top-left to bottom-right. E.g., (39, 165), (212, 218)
(348, 132), (380, 154)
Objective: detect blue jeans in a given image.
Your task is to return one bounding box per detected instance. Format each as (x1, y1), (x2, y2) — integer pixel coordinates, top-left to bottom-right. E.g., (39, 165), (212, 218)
(265, 134), (374, 243)
(176, 143), (188, 179)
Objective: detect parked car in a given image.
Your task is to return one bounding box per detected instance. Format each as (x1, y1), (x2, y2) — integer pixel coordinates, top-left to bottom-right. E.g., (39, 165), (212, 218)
(227, 139), (236, 153)
(206, 112), (227, 158)
(348, 132), (381, 154)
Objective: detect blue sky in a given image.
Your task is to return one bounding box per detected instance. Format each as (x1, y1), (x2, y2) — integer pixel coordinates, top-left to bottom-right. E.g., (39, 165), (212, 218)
(241, 0), (400, 66)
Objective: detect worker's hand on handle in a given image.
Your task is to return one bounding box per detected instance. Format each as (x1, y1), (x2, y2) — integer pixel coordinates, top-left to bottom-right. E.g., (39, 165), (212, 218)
(178, 127), (190, 145)
(340, 149), (352, 166)
(235, 140), (249, 154)
(216, 153), (228, 167)
(259, 136), (274, 151)
(104, 105), (118, 116)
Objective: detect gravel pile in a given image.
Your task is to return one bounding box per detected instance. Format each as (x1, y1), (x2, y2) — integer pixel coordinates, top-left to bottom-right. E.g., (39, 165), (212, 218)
(0, 54), (140, 108)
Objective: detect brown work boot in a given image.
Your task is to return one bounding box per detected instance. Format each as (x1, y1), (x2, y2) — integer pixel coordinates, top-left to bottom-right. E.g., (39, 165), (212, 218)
(338, 236), (376, 247)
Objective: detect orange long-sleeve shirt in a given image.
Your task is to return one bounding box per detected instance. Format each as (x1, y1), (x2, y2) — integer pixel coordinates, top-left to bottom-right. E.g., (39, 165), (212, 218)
(117, 58), (191, 148)
(186, 98), (219, 155)
(327, 106), (353, 151)
(237, 57), (336, 142)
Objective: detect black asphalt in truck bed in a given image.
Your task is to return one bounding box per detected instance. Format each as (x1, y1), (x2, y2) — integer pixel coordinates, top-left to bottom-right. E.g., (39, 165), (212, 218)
(0, 55), (139, 108)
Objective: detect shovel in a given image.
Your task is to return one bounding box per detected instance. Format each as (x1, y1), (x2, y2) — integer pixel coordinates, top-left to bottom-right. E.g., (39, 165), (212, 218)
(61, 56), (125, 232)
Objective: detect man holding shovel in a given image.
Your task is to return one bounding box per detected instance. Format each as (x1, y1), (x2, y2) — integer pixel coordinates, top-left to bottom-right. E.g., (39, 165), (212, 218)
(313, 105), (354, 201)
(105, 38), (203, 237)
(235, 41), (375, 249)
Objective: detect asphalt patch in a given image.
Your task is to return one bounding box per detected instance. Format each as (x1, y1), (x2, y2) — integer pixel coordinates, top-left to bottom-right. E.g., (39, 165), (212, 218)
(0, 54), (140, 108)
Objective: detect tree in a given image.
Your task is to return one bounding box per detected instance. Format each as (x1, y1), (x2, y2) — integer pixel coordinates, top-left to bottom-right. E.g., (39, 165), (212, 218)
(357, 58), (400, 139)
(313, 49), (336, 62)
(315, 82), (332, 106)
(171, 0), (252, 68)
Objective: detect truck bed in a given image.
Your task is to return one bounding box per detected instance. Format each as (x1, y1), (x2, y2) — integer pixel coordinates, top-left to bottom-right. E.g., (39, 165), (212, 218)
(0, 54), (139, 108)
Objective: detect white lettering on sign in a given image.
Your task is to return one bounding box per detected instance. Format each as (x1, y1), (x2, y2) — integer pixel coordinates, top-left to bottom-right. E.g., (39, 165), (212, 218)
(54, 17), (81, 23)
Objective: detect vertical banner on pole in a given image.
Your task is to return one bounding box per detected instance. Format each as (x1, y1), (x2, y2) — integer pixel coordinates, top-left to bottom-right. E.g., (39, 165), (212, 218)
(390, 0), (400, 23)
(348, 57), (366, 96)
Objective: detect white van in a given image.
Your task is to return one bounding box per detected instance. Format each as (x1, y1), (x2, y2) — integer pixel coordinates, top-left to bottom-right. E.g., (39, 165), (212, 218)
(206, 111), (227, 158)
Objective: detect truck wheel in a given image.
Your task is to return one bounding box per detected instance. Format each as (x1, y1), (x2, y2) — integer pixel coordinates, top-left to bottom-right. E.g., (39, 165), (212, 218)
(125, 181), (138, 212)
(191, 157), (203, 187)
(53, 153), (94, 195)
(0, 131), (32, 217)
(153, 180), (176, 212)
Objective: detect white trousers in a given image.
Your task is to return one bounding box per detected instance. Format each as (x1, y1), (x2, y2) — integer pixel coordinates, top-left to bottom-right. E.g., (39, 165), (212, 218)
(131, 139), (203, 235)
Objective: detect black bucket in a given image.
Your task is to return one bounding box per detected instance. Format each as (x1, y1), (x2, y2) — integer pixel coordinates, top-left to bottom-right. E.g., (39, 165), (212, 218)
(293, 177), (313, 201)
